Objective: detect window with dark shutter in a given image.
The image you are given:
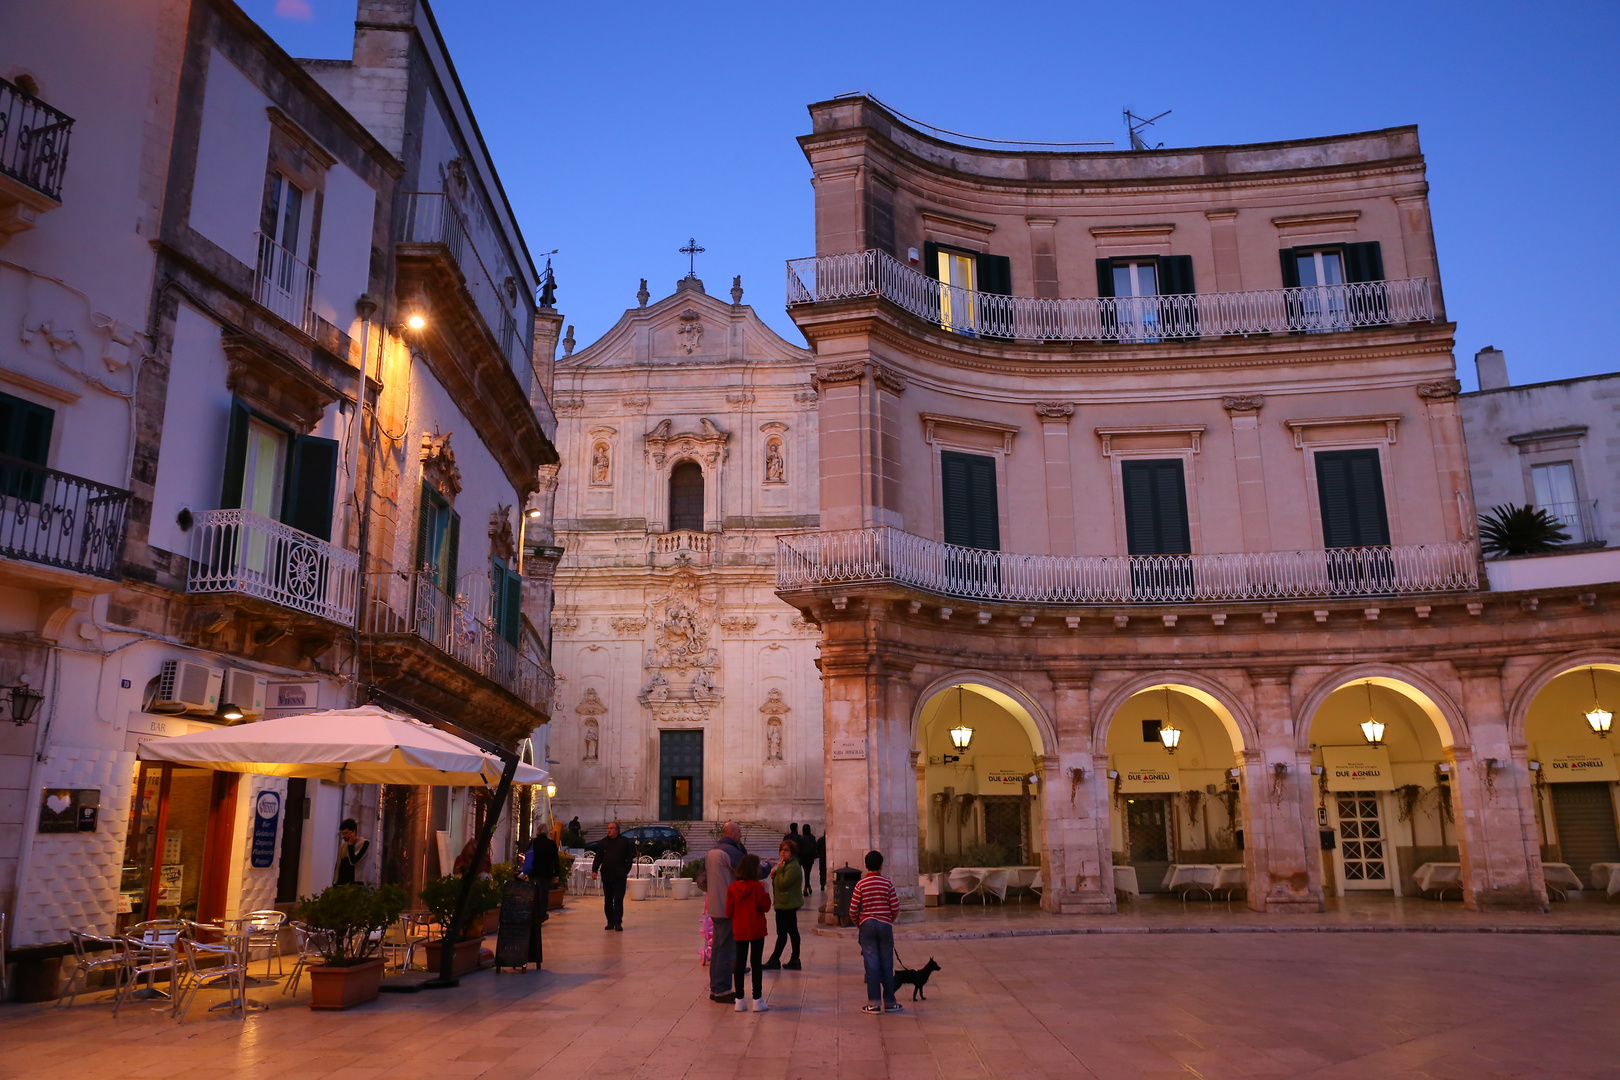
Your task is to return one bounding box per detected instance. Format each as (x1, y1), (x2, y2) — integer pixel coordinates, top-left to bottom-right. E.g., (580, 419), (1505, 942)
(940, 450), (999, 551)
(1343, 242), (1384, 284)
(220, 398), (252, 510)
(416, 481), (460, 593)
(282, 434), (339, 541)
(1314, 449), (1390, 548)
(492, 557), (523, 645)
(668, 461), (705, 532)
(1121, 459), (1191, 555)
(0, 391), (56, 501)
(976, 253), (1012, 296)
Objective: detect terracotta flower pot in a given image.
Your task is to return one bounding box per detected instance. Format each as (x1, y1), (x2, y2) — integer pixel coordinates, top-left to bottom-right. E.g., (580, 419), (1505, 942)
(482, 909), (501, 934)
(307, 957), (385, 1011)
(548, 887), (565, 910)
(420, 936), (483, 977)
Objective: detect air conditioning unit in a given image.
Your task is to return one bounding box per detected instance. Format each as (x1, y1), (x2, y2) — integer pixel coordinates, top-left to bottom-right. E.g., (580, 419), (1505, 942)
(154, 659), (223, 714)
(223, 669), (267, 718)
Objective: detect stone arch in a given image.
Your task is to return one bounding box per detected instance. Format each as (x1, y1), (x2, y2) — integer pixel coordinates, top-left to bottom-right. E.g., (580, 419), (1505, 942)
(909, 669), (1054, 758)
(1506, 651), (1620, 744)
(1293, 664), (1465, 752)
(1092, 671), (1255, 755)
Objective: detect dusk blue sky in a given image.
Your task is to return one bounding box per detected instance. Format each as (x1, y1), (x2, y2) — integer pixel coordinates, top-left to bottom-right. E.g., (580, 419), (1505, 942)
(245, 1), (1618, 391)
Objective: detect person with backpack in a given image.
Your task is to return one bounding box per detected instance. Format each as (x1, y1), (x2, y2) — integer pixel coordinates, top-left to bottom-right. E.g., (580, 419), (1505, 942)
(762, 838), (803, 970)
(725, 853), (773, 1012)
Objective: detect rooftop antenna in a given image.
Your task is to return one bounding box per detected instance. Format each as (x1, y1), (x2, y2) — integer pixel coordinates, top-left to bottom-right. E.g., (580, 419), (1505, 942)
(1124, 108), (1171, 150)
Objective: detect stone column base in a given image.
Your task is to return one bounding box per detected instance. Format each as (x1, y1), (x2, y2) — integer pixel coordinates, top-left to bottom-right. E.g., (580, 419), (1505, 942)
(1257, 895), (1325, 914)
(1047, 890), (1117, 915)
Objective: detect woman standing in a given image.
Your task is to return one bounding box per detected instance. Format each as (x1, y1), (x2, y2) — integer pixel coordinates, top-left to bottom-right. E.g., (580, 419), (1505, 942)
(763, 839), (803, 970)
(725, 853), (772, 1012)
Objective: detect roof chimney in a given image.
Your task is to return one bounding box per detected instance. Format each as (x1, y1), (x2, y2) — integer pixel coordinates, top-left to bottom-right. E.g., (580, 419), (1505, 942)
(1475, 346), (1509, 391)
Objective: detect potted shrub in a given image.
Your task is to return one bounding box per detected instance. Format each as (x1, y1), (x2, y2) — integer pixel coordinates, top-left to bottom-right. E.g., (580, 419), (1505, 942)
(296, 883), (405, 1010)
(418, 875), (500, 977)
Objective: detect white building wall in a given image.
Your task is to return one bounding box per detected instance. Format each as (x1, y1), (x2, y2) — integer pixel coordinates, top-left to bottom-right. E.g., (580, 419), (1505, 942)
(188, 49), (273, 267)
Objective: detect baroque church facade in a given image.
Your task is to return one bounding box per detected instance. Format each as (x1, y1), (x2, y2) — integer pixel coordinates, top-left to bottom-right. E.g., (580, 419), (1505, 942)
(548, 275), (823, 827)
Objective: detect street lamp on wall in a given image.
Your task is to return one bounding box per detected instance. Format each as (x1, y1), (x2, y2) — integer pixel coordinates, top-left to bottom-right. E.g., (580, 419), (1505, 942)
(6, 678), (42, 726)
(1585, 667), (1612, 738)
(948, 686), (974, 751)
(1360, 681), (1386, 747)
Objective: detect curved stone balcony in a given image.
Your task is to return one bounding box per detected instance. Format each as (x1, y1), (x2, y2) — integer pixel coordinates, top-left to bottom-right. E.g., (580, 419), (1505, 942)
(786, 249), (1435, 344)
(776, 527), (1478, 606)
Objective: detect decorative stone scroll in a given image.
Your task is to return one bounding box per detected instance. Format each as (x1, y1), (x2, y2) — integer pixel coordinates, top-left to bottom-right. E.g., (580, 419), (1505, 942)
(644, 417), (730, 468)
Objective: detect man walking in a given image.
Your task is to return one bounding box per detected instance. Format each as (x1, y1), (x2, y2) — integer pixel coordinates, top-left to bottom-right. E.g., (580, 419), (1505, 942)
(705, 820), (746, 1003)
(798, 825), (817, 896)
(850, 849), (901, 1013)
(591, 821), (635, 931)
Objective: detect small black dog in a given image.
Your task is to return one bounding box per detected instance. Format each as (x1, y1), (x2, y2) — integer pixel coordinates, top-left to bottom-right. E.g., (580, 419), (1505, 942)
(892, 958), (941, 1001)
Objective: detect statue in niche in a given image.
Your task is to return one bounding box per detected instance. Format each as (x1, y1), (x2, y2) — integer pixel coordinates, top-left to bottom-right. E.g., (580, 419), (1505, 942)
(765, 438), (785, 483)
(766, 717), (783, 762)
(591, 442), (611, 485)
(583, 718), (599, 761)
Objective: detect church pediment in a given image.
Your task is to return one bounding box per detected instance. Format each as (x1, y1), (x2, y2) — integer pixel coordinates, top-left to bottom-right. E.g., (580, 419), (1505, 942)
(560, 276), (811, 369)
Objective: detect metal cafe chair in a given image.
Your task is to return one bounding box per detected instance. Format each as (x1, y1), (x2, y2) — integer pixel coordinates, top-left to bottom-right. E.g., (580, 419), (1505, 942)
(59, 931), (128, 1006)
(172, 938), (249, 1020)
(283, 922), (331, 996)
(241, 909), (288, 977)
(113, 928), (184, 1017)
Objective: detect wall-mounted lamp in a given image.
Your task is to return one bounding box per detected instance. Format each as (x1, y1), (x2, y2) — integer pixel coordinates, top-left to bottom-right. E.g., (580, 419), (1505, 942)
(406, 311), (427, 330)
(5, 677), (43, 726)
(1311, 764), (1325, 775)
(1107, 769), (1119, 780)
(544, 781), (558, 799)
(525, 507), (543, 519)
(1228, 767), (1242, 779)
(219, 702), (244, 721)
(1529, 760), (1541, 771)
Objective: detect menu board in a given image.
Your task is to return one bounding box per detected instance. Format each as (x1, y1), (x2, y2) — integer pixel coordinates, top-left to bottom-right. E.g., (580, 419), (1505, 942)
(157, 864), (184, 905)
(494, 880), (539, 970)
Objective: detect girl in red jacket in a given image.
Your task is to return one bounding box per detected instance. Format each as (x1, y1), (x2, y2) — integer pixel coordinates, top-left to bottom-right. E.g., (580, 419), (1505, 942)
(725, 853), (773, 1011)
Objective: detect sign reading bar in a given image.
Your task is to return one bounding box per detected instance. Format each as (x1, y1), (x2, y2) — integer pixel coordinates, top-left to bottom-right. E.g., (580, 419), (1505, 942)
(1114, 755), (1180, 793)
(1538, 742), (1619, 783)
(1322, 746), (1394, 792)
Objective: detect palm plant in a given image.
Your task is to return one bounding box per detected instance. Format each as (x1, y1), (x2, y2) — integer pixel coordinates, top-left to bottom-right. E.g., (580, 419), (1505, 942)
(1478, 504), (1570, 556)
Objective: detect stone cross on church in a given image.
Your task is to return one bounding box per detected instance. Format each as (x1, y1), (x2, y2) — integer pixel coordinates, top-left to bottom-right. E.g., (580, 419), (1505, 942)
(679, 237), (705, 279)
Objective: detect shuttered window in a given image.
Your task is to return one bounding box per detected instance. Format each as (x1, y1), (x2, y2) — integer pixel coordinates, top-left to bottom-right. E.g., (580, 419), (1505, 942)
(0, 391), (55, 465)
(1314, 449), (1390, 548)
(941, 450), (999, 551)
(219, 396), (338, 540)
(416, 481), (460, 593)
(491, 557), (523, 646)
(1280, 242), (1384, 288)
(1121, 459), (1191, 555)
(668, 461), (705, 532)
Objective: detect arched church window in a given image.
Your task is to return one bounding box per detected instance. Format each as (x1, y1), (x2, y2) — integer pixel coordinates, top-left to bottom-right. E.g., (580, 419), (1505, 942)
(668, 460), (704, 532)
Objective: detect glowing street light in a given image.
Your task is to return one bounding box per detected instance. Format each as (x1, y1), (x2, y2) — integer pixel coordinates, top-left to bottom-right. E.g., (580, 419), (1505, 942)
(1360, 682), (1385, 746)
(1158, 687), (1181, 755)
(1586, 667), (1612, 738)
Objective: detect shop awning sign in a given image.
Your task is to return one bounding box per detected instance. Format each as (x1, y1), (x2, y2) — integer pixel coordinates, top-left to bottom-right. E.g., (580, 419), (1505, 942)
(1537, 742), (1619, 783)
(1322, 746), (1394, 791)
(1115, 755), (1180, 792)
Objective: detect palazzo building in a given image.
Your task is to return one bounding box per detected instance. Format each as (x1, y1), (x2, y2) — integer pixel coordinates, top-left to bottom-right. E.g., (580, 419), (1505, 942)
(548, 275), (824, 828)
(776, 96), (1620, 918)
(1, 0), (558, 951)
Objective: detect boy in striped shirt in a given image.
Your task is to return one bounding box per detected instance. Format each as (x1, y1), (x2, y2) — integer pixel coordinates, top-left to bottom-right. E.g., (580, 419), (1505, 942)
(849, 849), (901, 1013)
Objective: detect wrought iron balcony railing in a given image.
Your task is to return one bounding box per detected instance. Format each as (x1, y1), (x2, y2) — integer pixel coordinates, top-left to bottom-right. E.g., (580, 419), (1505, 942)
(399, 191), (533, 369)
(253, 232), (319, 336)
(786, 249), (1436, 343)
(0, 77), (73, 201)
(0, 456), (128, 579)
(776, 527), (1478, 605)
(362, 568), (551, 710)
(187, 509), (359, 624)
(1537, 499), (1602, 547)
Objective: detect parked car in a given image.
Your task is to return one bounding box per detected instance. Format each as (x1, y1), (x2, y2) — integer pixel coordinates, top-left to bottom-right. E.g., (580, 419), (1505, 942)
(585, 825), (688, 858)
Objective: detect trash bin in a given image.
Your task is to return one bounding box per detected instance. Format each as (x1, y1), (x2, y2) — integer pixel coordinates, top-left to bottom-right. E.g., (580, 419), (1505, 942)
(833, 864), (861, 927)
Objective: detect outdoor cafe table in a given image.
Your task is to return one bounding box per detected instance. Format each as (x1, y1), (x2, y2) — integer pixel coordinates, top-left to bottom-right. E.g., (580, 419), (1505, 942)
(946, 867), (1010, 903)
(1165, 864), (1246, 900)
(1413, 861), (1464, 898)
(1113, 865), (1141, 899)
(1542, 862), (1584, 898)
(1591, 863), (1620, 897)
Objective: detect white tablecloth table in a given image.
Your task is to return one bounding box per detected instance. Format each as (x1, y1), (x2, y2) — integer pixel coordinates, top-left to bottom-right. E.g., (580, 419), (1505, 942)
(947, 867), (1010, 903)
(1164, 863), (1246, 901)
(1413, 861), (1464, 898)
(1588, 862), (1620, 897)
(1113, 866), (1140, 899)
(1542, 862), (1583, 898)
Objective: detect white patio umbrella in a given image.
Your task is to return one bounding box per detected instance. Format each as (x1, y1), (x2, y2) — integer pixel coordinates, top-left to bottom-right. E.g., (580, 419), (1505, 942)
(136, 704), (548, 787)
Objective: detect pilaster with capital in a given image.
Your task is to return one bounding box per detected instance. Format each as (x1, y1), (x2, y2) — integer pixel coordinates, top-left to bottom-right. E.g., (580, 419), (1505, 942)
(1044, 667), (1114, 912)
(1244, 668), (1322, 912)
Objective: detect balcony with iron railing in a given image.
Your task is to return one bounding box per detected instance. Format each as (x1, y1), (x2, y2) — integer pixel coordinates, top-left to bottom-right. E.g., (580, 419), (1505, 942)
(252, 232), (319, 336)
(362, 568), (551, 712)
(399, 191), (533, 372)
(0, 77), (73, 242)
(786, 250), (1436, 344)
(776, 527), (1478, 606)
(0, 456), (129, 581)
(186, 509), (359, 624)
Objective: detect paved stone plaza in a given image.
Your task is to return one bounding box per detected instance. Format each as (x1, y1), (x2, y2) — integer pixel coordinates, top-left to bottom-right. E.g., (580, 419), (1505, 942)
(2, 897), (1616, 1080)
